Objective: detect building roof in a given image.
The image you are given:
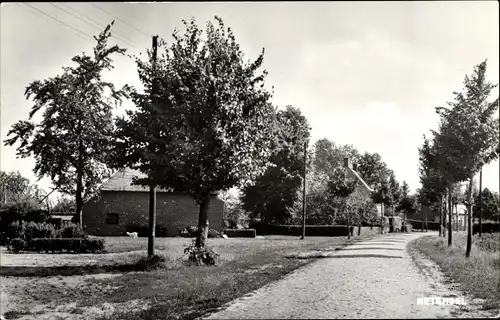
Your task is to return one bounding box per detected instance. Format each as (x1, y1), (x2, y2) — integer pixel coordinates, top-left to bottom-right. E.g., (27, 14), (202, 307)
(343, 158), (374, 193)
(100, 168), (219, 196)
(347, 167), (375, 192)
(100, 168), (174, 193)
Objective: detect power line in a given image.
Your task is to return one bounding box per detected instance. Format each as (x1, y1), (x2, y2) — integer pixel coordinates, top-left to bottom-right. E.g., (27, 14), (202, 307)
(24, 3), (94, 41)
(54, 3), (142, 50)
(88, 3), (151, 38)
(22, 5), (88, 42)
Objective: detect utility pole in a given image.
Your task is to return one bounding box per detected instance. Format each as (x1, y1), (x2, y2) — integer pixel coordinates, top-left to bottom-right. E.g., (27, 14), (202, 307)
(300, 141), (307, 240)
(148, 35), (159, 257)
(479, 168), (482, 238)
(448, 187), (452, 246)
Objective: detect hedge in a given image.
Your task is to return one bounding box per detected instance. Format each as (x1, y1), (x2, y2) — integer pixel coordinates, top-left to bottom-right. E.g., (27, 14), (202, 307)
(473, 222), (500, 234)
(252, 225), (356, 237)
(407, 220), (441, 231)
(223, 229), (256, 238)
(15, 238), (105, 254)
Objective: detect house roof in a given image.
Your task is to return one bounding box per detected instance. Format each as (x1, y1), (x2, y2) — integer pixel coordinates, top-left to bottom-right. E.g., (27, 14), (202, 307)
(343, 158), (374, 193)
(100, 168), (174, 193)
(100, 168), (219, 196)
(347, 167), (375, 193)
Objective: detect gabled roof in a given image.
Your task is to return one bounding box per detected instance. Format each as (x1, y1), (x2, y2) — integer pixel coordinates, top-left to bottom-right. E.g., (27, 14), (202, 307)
(343, 158), (374, 193)
(100, 168), (220, 196)
(100, 168), (174, 193)
(346, 167), (374, 193)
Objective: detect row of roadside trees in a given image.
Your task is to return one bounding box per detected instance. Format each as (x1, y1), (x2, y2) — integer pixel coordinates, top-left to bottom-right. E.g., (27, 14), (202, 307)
(417, 60), (499, 257)
(234, 135), (418, 232)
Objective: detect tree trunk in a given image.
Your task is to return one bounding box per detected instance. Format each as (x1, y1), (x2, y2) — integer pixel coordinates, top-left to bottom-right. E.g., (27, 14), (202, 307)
(75, 158), (84, 226)
(148, 184), (156, 257)
(448, 187), (452, 246)
(466, 177), (473, 258)
(196, 194), (211, 248)
(75, 122), (84, 226)
(479, 169), (482, 238)
(358, 224), (361, 236)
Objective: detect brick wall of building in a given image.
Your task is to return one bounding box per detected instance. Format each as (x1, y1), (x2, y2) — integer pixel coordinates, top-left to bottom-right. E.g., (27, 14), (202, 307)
(83, 191), (224, 237)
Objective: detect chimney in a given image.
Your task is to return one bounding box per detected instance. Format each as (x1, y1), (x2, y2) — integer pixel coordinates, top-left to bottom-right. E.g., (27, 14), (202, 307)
(344, 158), (349, 168)
(353, 163), (358, 171)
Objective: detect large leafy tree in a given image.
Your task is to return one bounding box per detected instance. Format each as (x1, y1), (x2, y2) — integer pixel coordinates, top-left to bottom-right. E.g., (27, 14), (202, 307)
(113, 17), (276, 248)
(357, 151), (391, 216)
(432, 60), (499, 257)
(418, 135), (451, 239)
(4, 22), (128, 225)
(0, 171), (31, 205)
(312, 138), (360, 177)
(241, 105), (311, 225)
(472, 188), (498, 221)
(397, 181), (417, 222)
(387, 171), (401, 215)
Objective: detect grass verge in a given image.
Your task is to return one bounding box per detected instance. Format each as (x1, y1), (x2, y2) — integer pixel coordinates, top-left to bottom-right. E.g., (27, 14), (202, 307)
(409, 232), (500, 310)
(2, 235), (376, 320)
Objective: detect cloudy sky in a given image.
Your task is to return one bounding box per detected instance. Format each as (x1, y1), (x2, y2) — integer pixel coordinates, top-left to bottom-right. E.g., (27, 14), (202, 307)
(1, 2), (499, 202)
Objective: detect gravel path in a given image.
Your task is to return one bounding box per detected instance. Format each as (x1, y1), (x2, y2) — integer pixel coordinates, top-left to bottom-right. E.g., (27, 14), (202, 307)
(203, 232), (495, 319)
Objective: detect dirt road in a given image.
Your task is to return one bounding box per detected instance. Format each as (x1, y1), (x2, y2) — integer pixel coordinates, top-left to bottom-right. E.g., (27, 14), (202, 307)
(203, 232), (496, 319)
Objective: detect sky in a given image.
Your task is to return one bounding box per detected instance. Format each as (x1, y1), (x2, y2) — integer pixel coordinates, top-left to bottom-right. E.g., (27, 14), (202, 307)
(1, 2), (499, 203)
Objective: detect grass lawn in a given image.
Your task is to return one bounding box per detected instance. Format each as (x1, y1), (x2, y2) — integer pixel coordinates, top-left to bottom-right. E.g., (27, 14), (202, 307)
(409, 232), (500, 310)
(2, 234), (376, 320)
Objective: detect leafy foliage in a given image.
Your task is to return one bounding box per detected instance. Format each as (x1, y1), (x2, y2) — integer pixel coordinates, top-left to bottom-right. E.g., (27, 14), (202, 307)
(241, 105), (311, 225)
(184, 240), (220, 266)
(397, 181), (417, 219)
(219, 190), (249, 228)
(113, 17), (276, 248)
(3, 22), (129, 224)
(473, 188), (500, 221)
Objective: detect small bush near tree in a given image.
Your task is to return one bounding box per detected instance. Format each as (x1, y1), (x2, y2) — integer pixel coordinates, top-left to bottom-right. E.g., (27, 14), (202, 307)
(184, 240), (220, 266)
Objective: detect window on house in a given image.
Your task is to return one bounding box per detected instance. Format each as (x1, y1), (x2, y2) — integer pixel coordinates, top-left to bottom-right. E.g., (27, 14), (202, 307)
(105, 213), (119, 225)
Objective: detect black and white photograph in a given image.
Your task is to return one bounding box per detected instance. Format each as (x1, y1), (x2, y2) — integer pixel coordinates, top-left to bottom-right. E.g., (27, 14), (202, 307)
(0, 2), (499, 319)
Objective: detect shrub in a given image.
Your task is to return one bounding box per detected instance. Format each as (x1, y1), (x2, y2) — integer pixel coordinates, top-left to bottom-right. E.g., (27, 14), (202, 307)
(57, 223), (87, 239)
(6, 221), (25, 242)
(25, 221), (56, 242)
(223, 229), (256, 238)
(473, 222), (500, 234)
(207, 228), (223, 238)
(184, 240), (219, 266)
(8, 238), (26, 253)
(28, 238), (105, 253)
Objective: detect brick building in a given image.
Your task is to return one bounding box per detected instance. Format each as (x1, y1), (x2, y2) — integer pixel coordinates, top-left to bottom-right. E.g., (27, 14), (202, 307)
(82, 168), (224, 237)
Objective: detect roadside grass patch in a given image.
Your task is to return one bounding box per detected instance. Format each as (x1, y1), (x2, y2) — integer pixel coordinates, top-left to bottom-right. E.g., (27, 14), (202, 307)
(3, 234), (378, 320)
(409, 233), (500, 310)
